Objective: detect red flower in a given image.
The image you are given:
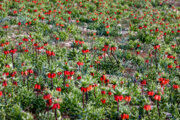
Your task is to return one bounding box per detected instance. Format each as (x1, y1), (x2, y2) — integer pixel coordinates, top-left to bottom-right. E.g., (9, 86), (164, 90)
(121, 114), (129, 119)
(100, 75), (106, 81)
(0, 91), (2, 97)
(110, 47), (116, 51)
(106, 25), (110, 28)
(10, 49), (17, 54)
(124, 96), (131, 102)
(144, 25), (147, 28)
(43, 94), (51, 100)
(52, 103), (60, 109)
(4, 51), (9, 55)
(13, 10), (17, 14)
(155, 28), (159, 32)
(77, 76), (82, 80)
(24, 49), (28, 52)
(112, 84), (116, 89)
(81, 87), (87, 92)
(56, 37), (59, 40)
(144, 105), (151, 111)
(28, 69), (34, 74)
(139, 26), (143, 29)
(23, 38), (28, 42)
(64, 71), (70, 76)
(101, 91), (106, 95)
(67, 11), (71, 14)
(77, 62), (84, 66)
(91, 73), (94, 76)
(13, 81), (18, 86)
(82, 49), (89, 54)
(173, 85), (179, 90)
(140, 80), (146, 86)
(168, 65), (173, 69)
(57, 72), (62, 76)
(3, 81), (7, 87)
(108, 91), (112, 96)
(145, 60), (149, 63)
(66, 84), (69, 87)
(147, 91), (154, 96)
(3, 25), (8, 29)
(171, 45), (176, 48)
(56, 87), (61, 92)
(34, 84), (41, 90)
(154, 45), (160, 49)
(18, 22), (21, 26)
(48, 73), (56, 78)
(154, 95), (161, 101)
(5, 64), (10, 68)
(76, 20), (80, 23)
(70, 71), (75, 76)
(101, 99), (106, 104)
(114, 95), (124, 102)
(105, 79), (109, 83)
(34, 9), (38, 12)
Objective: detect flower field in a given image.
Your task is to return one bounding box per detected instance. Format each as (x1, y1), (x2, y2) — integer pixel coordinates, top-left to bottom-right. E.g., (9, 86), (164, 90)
(0, 0), (179, 119)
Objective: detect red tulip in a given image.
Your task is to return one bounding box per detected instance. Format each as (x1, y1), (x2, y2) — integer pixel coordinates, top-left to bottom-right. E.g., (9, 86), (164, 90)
(34, 84), (41, 90)
(101, 91), (106, 95)
(48, 73), (56, 78)
(77, 62), (84, 66)
(110, 47), (116, 51)
(56, 87), (61, 92)
(0, 91), (2, 97)
(13, 10), (17, 14)
(3, 25), (8, 29)
(3, 81), (7, 87)
(57, 72), (62, 76)
(52, 103), (60, 109)
(81, 87), (87, 92)
(101, 99), (106, 104)
(10, 49), (17, 54)
(168, 65), (173, 69)
(138, 26), (143, 29)
(108, 91), (112, 96)
(77, 76), (82, 80)
(18, 22), (21, 26)
(114, 95), (124, 102)
(13, 81), (18, 86)
(4, 51), (9, 55)
(124, 96), (131, 102)
(43, 94), (51, 100)
(154, 95), (161, 101)
(65, 84), (69, 87)
(47, 99), (52, 106)
(89, 72), (94, 77)
(173, 85), (179, 90)
(34, 9), (38, 12)
(100, 75), (106, 81)
(145, 60), (149, 63)
(121, 114), (129, 119)
(144, 105), (151, 111)
(64, 71), (70, 76)
(147, 91), (154, 96)
(140, 80), (146, 85)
